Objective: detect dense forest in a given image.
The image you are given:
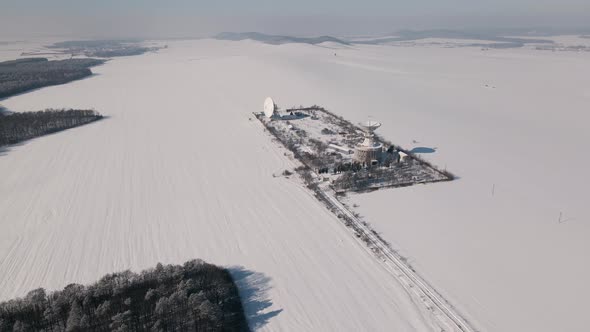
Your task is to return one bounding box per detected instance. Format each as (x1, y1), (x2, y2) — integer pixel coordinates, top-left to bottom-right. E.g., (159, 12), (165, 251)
(0, 109), (103, 146)
(49, 40), (159, 58)
(0, 260), (249, 332)
(0, 58), (104, 98)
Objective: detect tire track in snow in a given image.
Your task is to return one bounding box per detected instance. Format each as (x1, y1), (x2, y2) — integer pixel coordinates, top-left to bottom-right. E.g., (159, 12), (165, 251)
(316, 183), (476, 332)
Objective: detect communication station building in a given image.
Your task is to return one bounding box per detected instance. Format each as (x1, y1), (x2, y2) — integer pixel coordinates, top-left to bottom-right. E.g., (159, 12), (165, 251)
(353, 121), (384, 166)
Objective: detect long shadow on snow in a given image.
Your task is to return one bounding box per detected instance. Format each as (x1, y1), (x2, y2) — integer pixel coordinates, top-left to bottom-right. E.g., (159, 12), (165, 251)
(0, 140), (27, 157)
(228, 266), (282, 330)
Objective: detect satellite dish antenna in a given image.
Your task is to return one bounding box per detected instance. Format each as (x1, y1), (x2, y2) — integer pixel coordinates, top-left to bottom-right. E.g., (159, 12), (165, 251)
(360, 120), (381, 133)
(264, 97), (276, 118)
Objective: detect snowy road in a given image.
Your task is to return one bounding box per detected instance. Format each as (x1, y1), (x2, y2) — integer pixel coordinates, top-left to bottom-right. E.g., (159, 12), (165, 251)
(314, 180), (476, 332)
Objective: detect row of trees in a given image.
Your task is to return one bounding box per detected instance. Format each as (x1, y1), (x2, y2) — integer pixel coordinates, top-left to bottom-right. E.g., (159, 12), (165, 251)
(0, 57), (104, 98)
(48, 40), (159, 58)
(0, 260), (249, 332)
(0, 109), (103, 146)
(333, 158), (447, 191)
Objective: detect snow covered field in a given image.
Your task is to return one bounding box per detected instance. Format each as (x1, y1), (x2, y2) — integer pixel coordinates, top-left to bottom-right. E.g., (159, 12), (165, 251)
(325, 41), (590, 331)
(1, 37), (589, 331)
(0, 39), (433, 331)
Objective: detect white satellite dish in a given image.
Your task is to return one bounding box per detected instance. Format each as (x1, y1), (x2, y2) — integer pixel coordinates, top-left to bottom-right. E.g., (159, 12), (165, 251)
(264, 97), (276, 118)
(360, 120), (381, 132)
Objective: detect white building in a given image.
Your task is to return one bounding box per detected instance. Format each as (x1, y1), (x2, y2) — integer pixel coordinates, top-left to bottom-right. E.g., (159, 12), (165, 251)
(353, 120), (383, 166)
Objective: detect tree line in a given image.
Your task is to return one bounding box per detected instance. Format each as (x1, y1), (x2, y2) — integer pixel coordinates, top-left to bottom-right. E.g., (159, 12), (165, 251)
(48, 40), (161, 58)
(0, 260), (249, 332)
(0, 109), (103, 147)
(0, 57), (104, 98)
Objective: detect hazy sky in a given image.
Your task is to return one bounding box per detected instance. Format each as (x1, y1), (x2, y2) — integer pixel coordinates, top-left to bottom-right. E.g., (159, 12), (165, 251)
(1, 0), (590, 39)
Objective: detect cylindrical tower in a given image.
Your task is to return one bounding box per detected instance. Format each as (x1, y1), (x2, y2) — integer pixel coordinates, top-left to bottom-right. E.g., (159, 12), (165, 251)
(353, 120), (383, 166)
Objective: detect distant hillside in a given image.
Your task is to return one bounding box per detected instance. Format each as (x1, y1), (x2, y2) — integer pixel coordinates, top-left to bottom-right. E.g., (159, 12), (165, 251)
(216, 30), (556, 49)
(215, 32), (350, 45)
(353, 29), (555, 48)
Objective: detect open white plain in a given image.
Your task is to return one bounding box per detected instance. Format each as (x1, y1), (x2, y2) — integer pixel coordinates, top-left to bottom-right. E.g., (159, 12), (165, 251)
(1, 37), (589, 331)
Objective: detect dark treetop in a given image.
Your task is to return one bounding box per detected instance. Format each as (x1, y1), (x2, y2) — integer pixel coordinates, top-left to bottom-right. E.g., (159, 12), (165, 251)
(0, 259), (250, 332)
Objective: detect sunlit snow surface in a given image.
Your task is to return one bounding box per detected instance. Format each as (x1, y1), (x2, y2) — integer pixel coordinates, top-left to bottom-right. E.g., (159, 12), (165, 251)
(0, 40), (431, 332)
(1, 37), (589, 331)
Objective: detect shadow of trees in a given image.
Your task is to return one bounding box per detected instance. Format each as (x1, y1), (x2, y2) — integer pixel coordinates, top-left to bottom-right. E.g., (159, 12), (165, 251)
(228, 266), (282, 331)
(0, 140), (27, 157)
